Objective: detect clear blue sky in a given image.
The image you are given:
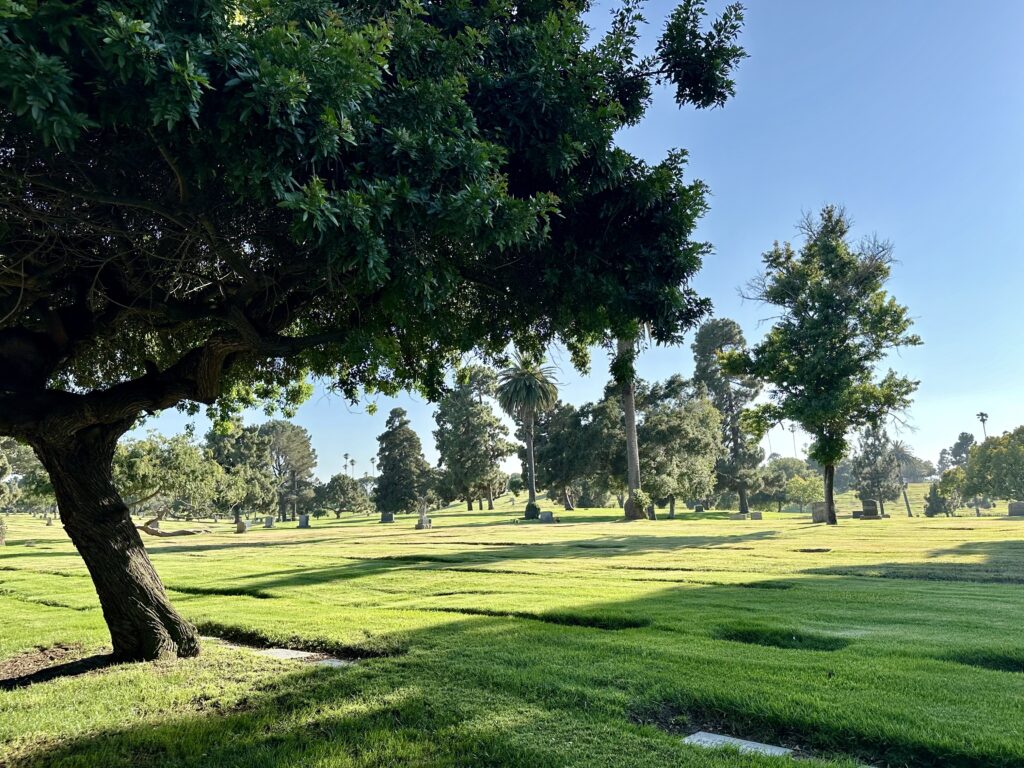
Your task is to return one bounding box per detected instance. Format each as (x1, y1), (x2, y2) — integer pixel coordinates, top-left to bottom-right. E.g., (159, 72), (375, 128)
(138, 0), (1024, 479)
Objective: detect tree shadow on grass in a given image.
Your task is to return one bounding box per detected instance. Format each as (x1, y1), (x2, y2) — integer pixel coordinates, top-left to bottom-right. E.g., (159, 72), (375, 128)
(803, 538), (1024, 585)
(1, 653), (117, 691)
(7, 579), (1024, 768)
(229, 531), (782, 591)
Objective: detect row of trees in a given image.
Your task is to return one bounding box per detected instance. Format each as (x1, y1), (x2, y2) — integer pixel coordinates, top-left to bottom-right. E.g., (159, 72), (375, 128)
(926, 427), (1024, 516)
(2, 420), (373, 523)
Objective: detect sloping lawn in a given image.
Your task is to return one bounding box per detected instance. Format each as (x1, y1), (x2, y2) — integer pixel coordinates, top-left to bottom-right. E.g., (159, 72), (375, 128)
(2, 502), (1023, 767)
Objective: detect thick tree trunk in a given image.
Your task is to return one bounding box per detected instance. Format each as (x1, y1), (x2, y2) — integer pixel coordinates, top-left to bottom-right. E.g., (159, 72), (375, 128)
(668, 496), (676, 519)
(618, 337), (643, 520)
(902, 485), (913, 517)
(466, 495), (473, 512)
(34, 426), (199, 661)
(738, 487), (749, 515)
(477, 497), (483, 511)
(823, 464), (838, 525)
(525, 411), (538, 505)
(563, 487), (574, 510)
(486, 489), (494, 511)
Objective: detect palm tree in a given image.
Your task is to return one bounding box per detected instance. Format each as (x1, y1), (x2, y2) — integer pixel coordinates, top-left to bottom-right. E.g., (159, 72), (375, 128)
(891, 440), (915, 518)
(343, 453), (350, 476)
(496, 353), (558, 515)
(977, 412), (989, 439)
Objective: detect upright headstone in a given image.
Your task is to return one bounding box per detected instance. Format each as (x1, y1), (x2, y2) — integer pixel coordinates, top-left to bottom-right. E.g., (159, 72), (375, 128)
(539, 510), (554, 523)
(860, 499), (880, 519)
(852, 509), (863, 519)
(298, 514), (310, 529)
(729, 512), (748, 521)
(415, 515), (432, 530)
(235, 520), (249, 534)
(380, 511), (395, 524)
(263, 516), (274, 528)
(44, 515), (53, 526)
(694, 504), (704, 514)
(1008, 502), (1024, 517)
(811, 502), (828, 523)
(749, 510), (763, 520)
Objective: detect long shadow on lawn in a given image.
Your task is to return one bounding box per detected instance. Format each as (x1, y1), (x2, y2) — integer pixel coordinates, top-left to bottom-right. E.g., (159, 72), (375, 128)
(232, 531), (782, 591)
(0, 654), (118, 691)
(803, 538), (1024, 585)
(9, 582), (1022, 768)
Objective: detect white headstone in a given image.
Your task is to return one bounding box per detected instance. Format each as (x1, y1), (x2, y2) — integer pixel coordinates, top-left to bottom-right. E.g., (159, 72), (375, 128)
(264, 516), (274, 528)
(298, 514), (310, 528)
(682, 732), (792, 758)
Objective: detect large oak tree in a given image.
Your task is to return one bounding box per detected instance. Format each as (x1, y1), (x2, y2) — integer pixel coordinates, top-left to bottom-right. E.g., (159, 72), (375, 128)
(0, 0), (744, 659)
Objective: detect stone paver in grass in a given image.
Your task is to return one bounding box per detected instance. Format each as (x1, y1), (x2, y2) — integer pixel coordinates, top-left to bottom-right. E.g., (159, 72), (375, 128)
(682, 731), (793, 757)
(202, 636), (355, 667)
(256, 647), (319, 661)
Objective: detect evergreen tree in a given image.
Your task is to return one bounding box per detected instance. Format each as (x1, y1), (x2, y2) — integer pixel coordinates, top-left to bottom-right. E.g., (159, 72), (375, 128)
(205, 423), (278, 523)
(375, 409), (431, 515)
(434, 375), (514, 512)
(949, 432), (976, 469)
(850, 426), (903, 515)
(692, 318), (763, 514)
(257, 421), (318, 521)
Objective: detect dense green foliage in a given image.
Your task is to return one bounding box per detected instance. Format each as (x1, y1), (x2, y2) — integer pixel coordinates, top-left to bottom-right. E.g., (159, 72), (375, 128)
(434, 369), (513, 510)
(849, 426), (902, 514)
(257, 421), (317, 519)
(964, 427), (1024, 502)
(692, 318), (763, 513)
(374, 408), (431, 515)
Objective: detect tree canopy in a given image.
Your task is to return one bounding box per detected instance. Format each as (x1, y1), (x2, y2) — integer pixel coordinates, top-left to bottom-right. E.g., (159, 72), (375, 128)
(724, 207), (920, 524)
(692, 318), (762, 513)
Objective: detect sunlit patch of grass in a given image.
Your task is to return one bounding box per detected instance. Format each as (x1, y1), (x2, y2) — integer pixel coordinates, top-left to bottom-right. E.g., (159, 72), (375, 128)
(3, 500), (1024, 766)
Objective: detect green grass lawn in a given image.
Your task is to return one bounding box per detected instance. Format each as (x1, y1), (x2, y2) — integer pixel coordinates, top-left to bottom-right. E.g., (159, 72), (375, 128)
(2, 499), (1023, 767)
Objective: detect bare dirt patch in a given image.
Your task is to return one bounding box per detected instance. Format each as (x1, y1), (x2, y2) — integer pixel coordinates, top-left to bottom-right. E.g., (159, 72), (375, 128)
(0, 644), (115, 691)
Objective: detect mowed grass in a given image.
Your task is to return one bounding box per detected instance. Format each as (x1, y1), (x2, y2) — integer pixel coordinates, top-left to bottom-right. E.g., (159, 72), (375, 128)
(2, 500), (1024, 768)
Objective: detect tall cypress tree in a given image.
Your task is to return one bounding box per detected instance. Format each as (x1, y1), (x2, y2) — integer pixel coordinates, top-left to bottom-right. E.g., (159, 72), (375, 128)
(375, 409), (431, 515)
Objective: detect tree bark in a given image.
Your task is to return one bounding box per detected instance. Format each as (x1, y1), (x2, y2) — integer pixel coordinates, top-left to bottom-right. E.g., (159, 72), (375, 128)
(525, 411), (537, 505)
(668, 496), (676, 519)
(738, 486), (749, 516)
(824, 464), (838, 525)
(617, 337), (643, 520)
(465, 495), (473, 512)
(902, 485), (913, 517)
(33, 425), (200, 661)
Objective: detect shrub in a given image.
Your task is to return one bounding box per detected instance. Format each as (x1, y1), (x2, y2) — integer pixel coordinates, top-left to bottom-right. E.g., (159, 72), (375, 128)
(524, 501), (541, 520)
